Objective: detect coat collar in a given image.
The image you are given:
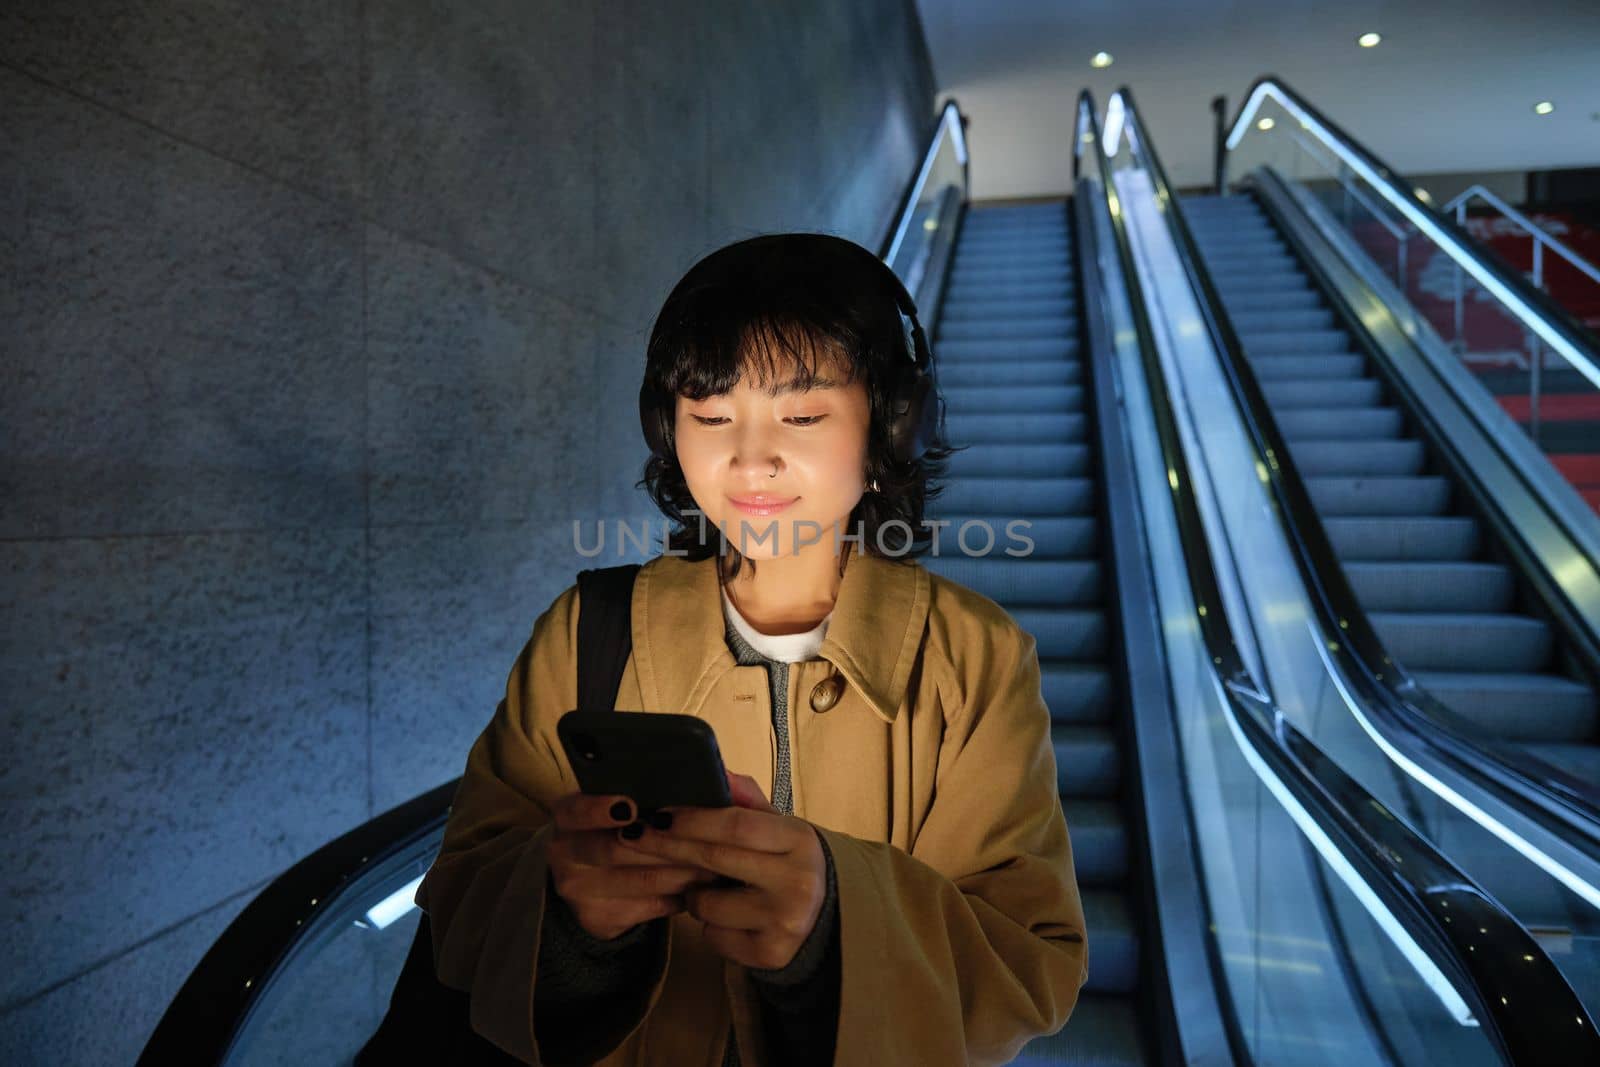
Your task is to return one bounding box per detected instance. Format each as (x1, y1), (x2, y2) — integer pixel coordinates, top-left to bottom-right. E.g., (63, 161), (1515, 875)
(632, 545), (930, 724)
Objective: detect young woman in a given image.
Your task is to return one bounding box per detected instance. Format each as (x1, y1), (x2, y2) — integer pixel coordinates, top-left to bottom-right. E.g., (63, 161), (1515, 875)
(415, 233), (1088, 1065)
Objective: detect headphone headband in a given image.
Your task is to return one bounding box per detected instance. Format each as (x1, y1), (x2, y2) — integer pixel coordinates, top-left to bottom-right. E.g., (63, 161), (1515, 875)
(639, 232), (943, 466)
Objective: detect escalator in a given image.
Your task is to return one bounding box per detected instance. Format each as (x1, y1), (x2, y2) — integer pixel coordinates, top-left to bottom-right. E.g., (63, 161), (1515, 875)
(1182, 191), (1600, 780)
(138, 85), (1600, 1067)
(922, 199), (1152, 1062)
(1153, 78), (1600, 1017)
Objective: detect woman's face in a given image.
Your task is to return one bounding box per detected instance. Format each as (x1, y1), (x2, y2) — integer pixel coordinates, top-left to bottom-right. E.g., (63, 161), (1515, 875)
(674, 346), (871, 562)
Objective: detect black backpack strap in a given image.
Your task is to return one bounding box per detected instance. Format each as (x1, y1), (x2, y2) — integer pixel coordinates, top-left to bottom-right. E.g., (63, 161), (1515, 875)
(356, 563), (644, 1066)
(576, 563), (643, 712)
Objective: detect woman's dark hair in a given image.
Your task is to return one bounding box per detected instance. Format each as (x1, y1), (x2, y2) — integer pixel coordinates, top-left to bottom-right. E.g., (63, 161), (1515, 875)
(635, 233), (966, 580)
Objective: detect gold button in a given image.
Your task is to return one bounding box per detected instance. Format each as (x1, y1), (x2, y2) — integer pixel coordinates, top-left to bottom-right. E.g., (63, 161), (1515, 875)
(810, 671), (845, 713)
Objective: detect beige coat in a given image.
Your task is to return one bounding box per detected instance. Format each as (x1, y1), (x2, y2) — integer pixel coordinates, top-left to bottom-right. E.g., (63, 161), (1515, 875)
(416, 547), (1089, 1065)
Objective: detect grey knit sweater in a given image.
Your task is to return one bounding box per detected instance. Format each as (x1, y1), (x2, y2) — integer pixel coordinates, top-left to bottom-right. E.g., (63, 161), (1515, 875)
(530, 610), (842, 1066)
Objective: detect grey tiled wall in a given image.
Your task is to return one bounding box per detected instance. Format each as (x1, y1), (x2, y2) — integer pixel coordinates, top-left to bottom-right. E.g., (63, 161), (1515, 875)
(0, 1), (936, 1061)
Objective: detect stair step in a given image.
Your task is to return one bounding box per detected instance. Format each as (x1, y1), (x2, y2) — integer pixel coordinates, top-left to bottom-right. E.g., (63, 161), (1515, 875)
(1307, 475), (1452, 516)
(933, 476), (1095, 516)
(1373, 612), (1552, 673)
(1054, 724), (1121, 796)
(1344, 561), (1514, 613)
(1262, 379), (1383, 409)
(1323, 516), (1482, 561)
(1080, 890), (1139, 994)
(939, 360), (1082, 388)
(1041, 663), (1115, 723)
(1013, 608), (1109, 659)
(943, 384), (1084, 414)
(1251, 354), (1366, 381)
(921, 557), (1103, 606)
(946, 442), (1092, 478)
(1290, 439), (1427, 476)
(945, 413), (1088, 445)
(1413, 671), (1599, 742)
(1280, 408), (1404, 440)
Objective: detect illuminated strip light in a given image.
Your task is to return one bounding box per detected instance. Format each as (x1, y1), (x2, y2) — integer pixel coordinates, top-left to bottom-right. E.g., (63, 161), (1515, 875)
(1314, 632), (1600, 913)
(1103, 93), (1127, 158)
(1212, 676), (1479, 1026)
(1225, 82), (1600, 390)
(364, 874), (425, 931)
(885, 103), (969, 270)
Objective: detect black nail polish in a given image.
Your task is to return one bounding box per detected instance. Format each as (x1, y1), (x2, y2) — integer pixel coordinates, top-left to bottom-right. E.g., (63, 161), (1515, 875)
(647, 810), (673, 831)
(610, 800), (632, 823)
(620, 821), (645, 840)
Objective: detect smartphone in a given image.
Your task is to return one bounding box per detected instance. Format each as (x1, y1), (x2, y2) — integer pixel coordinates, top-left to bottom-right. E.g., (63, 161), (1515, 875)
(557, 710), (733, 815)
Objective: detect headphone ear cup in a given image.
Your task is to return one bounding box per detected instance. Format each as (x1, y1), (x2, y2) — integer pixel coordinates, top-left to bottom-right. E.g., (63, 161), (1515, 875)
(888, 370), (934, 466)
(639, 385), (670, 458)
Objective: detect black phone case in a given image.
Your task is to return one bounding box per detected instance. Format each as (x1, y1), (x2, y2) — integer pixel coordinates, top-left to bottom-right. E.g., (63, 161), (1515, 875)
(557, 709), (733, 814)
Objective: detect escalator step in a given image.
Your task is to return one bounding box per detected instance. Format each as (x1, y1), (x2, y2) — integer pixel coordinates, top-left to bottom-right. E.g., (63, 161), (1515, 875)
(1412, 671), (1599, 742)
(1204, 254), (1303, 278)
(939, 360), (1081, 388)
(1262, 379), (1383, 409)
(1227, 307), (1337, 332)
(1054, 724), (1121, 796)
(1237, 328), (1354, 355)
(943, 384), (1084, 414)
(1013, 994), (1146, 1066)
(1062, 799), (1129, 886)
(950, 266), (1074, 290)
(938, 337), (1080, 361)
(1323, 516), (1481, 561)
(921, 557), (1103, 607)
(956, 244), (1073, 264)
(1344, 561), (1514, 613)
(1307, 475), (1452, 516)
(1041, 663), (1114, 724)
(946, 442), (1092, 478)
(944, 279), (1074, 303)
(1080, 890), (1139, 994)
(1371, 612), (1552, 673)
(930, 514), (1098, 558)
(945, 413), (1088, 445)
(1290, 439), (1426, 476)
(935, 476), (1094, 515)
(1279, 407), (1403, 439)
(940, 315), (1076, 342)
(1517, 742), (1600, 786)
(1010, 607), (1108, 660)
(941, 295), (1075, 321)
(1250, 354), (1366, 380)
(1217, 287), (1322, 312)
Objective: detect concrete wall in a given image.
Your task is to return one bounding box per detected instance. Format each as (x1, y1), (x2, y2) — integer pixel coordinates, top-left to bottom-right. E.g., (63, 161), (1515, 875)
(0, 2), (937, 1061)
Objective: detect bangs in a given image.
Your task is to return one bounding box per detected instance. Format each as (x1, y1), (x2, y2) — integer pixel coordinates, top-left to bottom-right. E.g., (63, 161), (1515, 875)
(655, 290), (874, 403)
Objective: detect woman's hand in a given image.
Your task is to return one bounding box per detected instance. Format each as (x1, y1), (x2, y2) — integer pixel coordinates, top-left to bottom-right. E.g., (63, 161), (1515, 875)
(545, 791), (722, 942)
(617, 770), (828, 971)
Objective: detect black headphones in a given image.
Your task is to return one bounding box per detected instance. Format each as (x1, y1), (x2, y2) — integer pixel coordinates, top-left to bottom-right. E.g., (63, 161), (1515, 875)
(638, 232), (944, 468)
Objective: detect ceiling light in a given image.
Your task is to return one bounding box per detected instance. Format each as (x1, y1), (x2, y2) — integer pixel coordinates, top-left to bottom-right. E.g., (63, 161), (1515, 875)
(1358, 32), (1382, 48)
(1257, 117), (1276, 131)
(1533, 100), (1555, 115)
(1091, 51), (1114, 69)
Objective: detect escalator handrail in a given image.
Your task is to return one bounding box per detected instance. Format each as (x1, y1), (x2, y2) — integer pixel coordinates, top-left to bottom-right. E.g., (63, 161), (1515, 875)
(878, 98), (970, 264)
(1443, 183), (1600, 287)
(1073, 92), (1238, 1067)
(140, 98), (973, 1066)
(1102, 83), (1600, 1062)
(139, 779), (458, 1064)
(1219, 74), (1600, 390)
(1246, 161), (1600, 842)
